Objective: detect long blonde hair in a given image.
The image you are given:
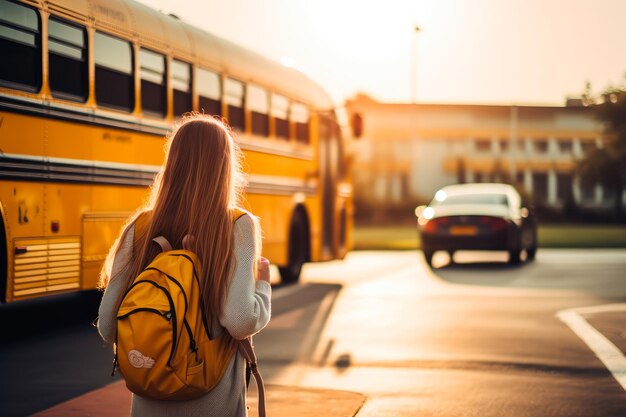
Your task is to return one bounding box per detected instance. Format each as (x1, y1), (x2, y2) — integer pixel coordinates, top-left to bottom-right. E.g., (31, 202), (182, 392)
(99, 114), (255, 331)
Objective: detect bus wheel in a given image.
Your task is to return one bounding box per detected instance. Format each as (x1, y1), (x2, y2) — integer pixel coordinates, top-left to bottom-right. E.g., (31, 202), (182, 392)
(0, 216), (7, 303)
(279, 209), (310, 285)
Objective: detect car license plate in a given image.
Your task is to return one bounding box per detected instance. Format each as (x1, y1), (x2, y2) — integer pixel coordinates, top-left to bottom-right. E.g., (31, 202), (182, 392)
(449, 226), (477, 236)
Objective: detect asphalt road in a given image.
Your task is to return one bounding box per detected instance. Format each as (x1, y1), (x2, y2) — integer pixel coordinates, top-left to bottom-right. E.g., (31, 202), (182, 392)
(257, 249), (626, 417)
(2, 248), (626, 417)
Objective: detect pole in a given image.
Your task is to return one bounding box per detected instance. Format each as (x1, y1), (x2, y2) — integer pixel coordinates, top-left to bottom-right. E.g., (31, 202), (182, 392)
(410, 25), (421, 103)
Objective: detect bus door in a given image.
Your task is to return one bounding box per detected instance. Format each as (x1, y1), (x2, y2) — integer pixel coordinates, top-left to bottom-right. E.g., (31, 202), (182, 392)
(320, 114), (339, 259)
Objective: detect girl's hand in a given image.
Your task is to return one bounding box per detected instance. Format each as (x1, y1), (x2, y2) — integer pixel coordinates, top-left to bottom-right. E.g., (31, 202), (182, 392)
(257, 257), (270, 282)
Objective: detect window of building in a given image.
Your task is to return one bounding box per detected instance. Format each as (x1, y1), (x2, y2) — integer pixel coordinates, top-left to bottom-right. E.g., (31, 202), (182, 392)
(557, 139), (573, 154)
(0, 0), (41, 91)
(247, 83), (269, 137)
(291, 102), (309, 144)
(197, 67), (221, 116)
(94, 31), (133, 111)
(172, 59), (191, 117)
(474, 171), (483, 183)
(557, 173), (573, 202)
(139, 48), (166, 117)
(581, 182), (595, 201)
(499, 139), (509, 153)
(48, 17), (87, 101)
(532, 172), (548, 203)
(271, 93), (289, 140)
(225, 77), (245, 131)
(603, 183), (617, 201)
(581, 139), (596, 156)
(515, 171), (525, 187)
(475, 139), (491, 152)
(533, 139), (549, 154)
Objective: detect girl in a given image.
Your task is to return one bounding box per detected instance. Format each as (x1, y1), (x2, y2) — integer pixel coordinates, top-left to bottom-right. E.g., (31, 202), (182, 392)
(97, 114), (271, 416)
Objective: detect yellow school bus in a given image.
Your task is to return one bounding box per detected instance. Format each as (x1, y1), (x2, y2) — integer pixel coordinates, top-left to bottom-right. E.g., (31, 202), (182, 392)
(0, 0), (354, 302)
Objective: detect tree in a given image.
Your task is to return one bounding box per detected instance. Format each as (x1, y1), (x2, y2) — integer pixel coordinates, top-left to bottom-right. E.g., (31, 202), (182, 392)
(577, 75), (626, 220)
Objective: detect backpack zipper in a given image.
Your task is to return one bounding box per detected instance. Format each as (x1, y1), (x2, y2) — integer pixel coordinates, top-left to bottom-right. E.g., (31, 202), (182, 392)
(167, 253), (213, 339)
(117, 307), (172, 320)
(119, 280), (178, 365)
(144, 266), (203, 349)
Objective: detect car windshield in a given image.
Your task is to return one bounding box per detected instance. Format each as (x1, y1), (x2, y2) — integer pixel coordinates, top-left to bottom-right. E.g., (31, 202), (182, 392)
(432, 193), (509, 207)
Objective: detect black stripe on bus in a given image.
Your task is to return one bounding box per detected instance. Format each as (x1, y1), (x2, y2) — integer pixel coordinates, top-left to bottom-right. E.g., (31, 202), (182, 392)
(0, 95), (170, 136)
(0, 155), (156, 187)
(0, 155), (319, 194)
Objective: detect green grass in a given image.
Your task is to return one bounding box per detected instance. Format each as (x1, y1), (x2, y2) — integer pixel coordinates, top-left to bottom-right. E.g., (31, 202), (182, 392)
(538, 225), (626, 248)
(353, 224), (626, 250)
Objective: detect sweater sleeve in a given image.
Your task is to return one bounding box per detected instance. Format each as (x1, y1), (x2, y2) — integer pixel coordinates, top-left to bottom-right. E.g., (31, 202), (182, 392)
(220, 214), (272, 340)
(97, 225), (135, 345)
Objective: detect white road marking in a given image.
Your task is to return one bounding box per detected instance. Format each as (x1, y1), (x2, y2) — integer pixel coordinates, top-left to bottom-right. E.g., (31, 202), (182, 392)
(557, 304), (626, 392)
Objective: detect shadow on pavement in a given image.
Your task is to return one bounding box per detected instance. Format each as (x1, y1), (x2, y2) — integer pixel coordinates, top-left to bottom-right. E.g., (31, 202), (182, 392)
(424, 249), (543, 289)
(255, 283), (341, 378)
(0, 290), (115, 417)
(0, 290), (102, 343)
(0, 283), (343, 417)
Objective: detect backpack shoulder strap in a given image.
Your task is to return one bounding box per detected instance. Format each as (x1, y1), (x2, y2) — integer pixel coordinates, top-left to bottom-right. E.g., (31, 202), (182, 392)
(232, 207), (248, 223)
(240, 338), (266, 417)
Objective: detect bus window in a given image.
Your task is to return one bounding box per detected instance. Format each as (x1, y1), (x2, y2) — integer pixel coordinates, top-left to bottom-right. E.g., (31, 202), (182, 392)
(94, 31), (134, 111)
(48, 17), (87, 102)
(0, 0), (41, 92)
(247, 84), (269, 137)
(291, 102), (310, 144)
(139, 48), (166, 117)
(172, 59), (191, 117)
(197, 67), (221, 116)
(225, 77), (245, 132)
(271, 93), (289, 140)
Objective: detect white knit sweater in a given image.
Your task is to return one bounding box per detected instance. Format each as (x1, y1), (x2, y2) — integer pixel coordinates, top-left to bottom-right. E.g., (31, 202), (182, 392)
(97, 214), (272, 417)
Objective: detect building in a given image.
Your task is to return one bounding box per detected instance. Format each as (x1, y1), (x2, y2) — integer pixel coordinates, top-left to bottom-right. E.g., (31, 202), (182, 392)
(345, 94), (618, 219)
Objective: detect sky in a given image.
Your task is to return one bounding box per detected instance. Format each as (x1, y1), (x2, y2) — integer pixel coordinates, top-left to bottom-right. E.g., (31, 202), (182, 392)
(136, 0), (626, 106)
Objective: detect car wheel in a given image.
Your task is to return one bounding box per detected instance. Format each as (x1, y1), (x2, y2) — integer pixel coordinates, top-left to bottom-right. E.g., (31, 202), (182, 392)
(526, 229), (538, 261)
(423, 250), (434, 267)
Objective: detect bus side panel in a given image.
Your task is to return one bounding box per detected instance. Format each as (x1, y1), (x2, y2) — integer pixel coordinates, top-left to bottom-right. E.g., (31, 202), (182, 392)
(0, 111), (46, 156)
(81, 213), (130, 290)
(1, 182), (46, 240)
(81, 185), (150, 290)
(242, 193), (320, 266)
(242, 194), (290, 266)
(242, 148), (314, 179)
(45, 183), (149, 291)
(44, 115), (165, 166)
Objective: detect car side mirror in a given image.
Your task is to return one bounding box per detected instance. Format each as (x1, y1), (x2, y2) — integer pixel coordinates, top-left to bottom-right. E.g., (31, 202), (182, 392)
(415, 205), (427, 218)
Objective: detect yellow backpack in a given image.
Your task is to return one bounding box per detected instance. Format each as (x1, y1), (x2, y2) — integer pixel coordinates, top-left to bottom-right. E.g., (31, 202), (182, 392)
(113, 209), (245, 401)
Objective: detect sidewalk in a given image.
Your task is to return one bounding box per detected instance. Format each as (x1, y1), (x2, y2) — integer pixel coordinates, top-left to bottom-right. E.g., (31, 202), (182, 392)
(30, 380), (365, 417)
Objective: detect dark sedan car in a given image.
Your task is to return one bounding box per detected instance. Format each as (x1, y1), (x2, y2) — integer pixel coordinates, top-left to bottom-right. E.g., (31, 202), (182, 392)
(415, 183), (537, 266)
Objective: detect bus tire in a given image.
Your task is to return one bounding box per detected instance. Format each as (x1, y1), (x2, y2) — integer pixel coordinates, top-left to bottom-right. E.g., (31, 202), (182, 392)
(0, 215), (7, 303)
(279, 208), (310, 285)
